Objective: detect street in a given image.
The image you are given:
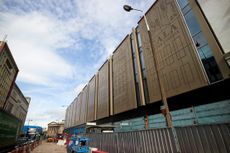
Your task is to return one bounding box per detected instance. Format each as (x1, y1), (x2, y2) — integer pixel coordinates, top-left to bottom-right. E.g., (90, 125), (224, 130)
(31, 141), (66, 153)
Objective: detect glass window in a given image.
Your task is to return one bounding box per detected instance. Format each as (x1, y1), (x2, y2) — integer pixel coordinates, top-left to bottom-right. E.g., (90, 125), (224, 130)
(199, 45), (213, 59)
(135, 74), (139, 82)
(193, 32), (208, 48)
(142, 69), (147, 79)
(135, 83), (141, 106)
(137, 32), (142, 47)
(201, 56), (223, 82)
(140, 52), (146, 70)
(130, 34), (141, 105)
(139, 47), (143, 53)
(184, 10), (201, 36)
(177, 0), (189, 9)
(136, 28), (150, 103)
(182, 4), (191, 15)
(143, 78), (150, 103)
(133, 58), (138, 74)
(177, 0), (223, 83)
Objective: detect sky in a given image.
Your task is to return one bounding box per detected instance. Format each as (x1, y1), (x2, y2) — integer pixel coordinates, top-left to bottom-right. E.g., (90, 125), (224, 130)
(0, 0), (155, 127)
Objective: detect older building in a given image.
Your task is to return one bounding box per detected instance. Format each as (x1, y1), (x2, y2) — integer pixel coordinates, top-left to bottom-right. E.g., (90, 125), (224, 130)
(64, 0), (230, 131)
(0, 41), (19, 108)
(4, 83), (30, 134)
(0, 41), (31, 149)
(47, 121), (64, 137)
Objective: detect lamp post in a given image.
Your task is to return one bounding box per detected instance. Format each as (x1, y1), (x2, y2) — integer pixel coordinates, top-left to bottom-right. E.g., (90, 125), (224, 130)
(27, 119), (33, 126)
(123, 5), (173, 128)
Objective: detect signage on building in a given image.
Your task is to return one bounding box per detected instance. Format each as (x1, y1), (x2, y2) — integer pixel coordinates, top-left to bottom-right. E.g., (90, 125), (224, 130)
(197, 0), (230, 53)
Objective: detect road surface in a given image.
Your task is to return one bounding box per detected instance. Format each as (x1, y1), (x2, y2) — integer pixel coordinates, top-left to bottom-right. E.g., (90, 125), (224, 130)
(31, 141), (66, 153)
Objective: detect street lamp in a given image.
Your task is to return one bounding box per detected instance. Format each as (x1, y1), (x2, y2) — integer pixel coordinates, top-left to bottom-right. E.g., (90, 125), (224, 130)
(27, 119), (33, 126)
(123, 5), (173, 128)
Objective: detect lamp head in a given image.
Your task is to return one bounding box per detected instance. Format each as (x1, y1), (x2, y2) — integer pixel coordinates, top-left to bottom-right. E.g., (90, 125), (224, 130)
(123, 5), (133, 12)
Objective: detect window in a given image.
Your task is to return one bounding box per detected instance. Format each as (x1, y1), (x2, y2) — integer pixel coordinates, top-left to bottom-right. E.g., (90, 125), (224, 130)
(130, 34), (141, 106)
(5, 102), (13, 113)
(177, 0), (188, 9)
(184, 11), (200, 36)
(136, 28), (150, 103)
(177, 0), (223, 83)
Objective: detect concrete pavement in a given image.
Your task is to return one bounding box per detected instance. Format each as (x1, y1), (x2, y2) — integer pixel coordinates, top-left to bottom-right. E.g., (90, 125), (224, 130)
(31, 141), (66, 153)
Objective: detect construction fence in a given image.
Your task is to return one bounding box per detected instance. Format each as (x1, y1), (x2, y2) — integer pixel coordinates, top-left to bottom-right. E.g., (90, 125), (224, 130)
(85, 123), (230, 153)
(7, 140), (41, 153)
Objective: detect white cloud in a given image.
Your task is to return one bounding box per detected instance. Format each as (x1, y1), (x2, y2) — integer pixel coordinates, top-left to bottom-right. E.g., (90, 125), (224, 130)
(74, 83), (87, 96)
(0, 0), (156, 128)
(25, 98), (66, 127)
(0, 12), (77, 86)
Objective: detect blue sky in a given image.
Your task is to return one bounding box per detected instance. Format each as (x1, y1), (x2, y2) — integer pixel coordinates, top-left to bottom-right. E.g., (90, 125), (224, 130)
(0, 0), (155, 127)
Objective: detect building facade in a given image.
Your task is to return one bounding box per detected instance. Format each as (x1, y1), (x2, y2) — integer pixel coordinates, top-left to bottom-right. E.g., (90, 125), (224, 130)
(4, 83), (30, 134)
(0, 41), (19, 108)
(0, 41), (31, 149)
(47, 121), (64, 137)
(64, 0), (230, 130)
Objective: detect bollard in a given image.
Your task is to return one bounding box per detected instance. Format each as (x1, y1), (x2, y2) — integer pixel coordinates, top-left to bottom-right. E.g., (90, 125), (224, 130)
(14, 148), (19, 153)
(32, 143), (35, 150)
(28, 144), (32, 152)
(10, 149), (17, 153)
(26, 144), (30, 153)
(23, 145), (27, 153)
(18, 146), (23, 153)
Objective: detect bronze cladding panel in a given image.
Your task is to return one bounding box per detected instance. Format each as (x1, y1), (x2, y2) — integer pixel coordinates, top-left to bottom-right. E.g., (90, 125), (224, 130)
(68, 103), (72, 127)
(76, 93), (82, 126)
(71, 101), (75, 127)
(69, 103), (73, 127)
(72, 102), (76, 127)
(71, 100), (75, 126)
(87, 76), (96, 121)
(138, 24), (162, 103)
(97, 61), (110, 119)
(113, 36), (137, 114)
(73, 98), (78, 125)
(67, 106), (70, 128)
(139, 0), (207, 102)
(68, 106), (71, 128)
(80, 86), (88, 124)
(65, 107), (69, 128)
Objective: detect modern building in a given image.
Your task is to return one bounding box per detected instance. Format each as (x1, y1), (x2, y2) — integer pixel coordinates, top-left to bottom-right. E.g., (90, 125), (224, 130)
(0, 41), (19, 108)
(47, 121), (64, 137)
(64, 0), (230, 131)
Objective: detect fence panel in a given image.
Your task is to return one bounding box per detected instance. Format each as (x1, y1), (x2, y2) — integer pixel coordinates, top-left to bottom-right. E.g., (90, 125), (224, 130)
(85, 128), (178, 153)
(85, 124), (230, 153)
(175, 124), (230, 153)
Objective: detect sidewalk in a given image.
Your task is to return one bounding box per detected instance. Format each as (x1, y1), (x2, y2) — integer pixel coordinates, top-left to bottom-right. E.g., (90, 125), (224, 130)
(31, 141), (66, 153)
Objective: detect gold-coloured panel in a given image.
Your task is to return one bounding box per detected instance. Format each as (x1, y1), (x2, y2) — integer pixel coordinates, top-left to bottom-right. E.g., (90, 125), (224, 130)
(113, 36), (137, 114)
(139, 0), (207, 101)
(0, 48), (18, 108)
(76, 93), (82, 125)
(97, 61), (109, 119)
(87, 76), (96, 121)
(80, 86), (88, 124)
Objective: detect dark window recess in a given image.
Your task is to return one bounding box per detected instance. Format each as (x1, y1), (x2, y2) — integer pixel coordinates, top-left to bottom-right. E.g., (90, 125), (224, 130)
(143, 78), (150, 103)
(136, 28), (150, 103)
(6, 59), (12, 70)
(130, 34), (141, 105)
(178, 0), (223, 83)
